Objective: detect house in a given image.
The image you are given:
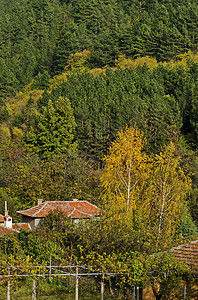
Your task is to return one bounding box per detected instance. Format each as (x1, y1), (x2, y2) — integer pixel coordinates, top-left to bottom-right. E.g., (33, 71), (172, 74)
(17, 199), (101, 230)
(0, 223), (31, 237)
(170, 239), (198, 274)
(0, 202), (31, 236)
(0, 225), (15, 237)
(142, 239), (198, 299)
(0, 214), (4, 226)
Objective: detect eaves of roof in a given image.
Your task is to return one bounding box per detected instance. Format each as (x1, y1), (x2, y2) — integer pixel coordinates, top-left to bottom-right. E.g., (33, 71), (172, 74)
(17, 201), (101, 219)
(0, 214), (4, 222)
(169, 239), (198, 273)
(0, 225), (15, 236)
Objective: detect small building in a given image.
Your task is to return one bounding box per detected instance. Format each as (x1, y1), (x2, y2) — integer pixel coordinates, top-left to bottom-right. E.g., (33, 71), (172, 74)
(0, 216), (31, 236)
(0, 202), (31, 236)
(0, 214), (4, 226)
(0, 223), (31, 237)
(17, 199), (101, 230)
(170, 239), (198, 273)
(143, 239), (198, 299)
(0, 225), (15, 237)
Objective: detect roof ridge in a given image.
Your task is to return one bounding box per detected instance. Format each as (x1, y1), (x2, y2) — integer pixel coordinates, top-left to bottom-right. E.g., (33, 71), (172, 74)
(68, 207), (76, 217)
(16, 222), (30, 225)
(69, 207), (93, 218)
(150, 239), (198, 258)
(33, 202), (48, 217)
(84, 200), (101, 210)
(169, 239), (198, 252)
(67, 202), (74, 210)
(12, 223), (31, 230)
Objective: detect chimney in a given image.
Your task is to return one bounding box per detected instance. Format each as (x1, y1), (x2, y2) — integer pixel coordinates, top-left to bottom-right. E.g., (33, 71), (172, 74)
(5, 201), (8, 217)
(37, 199), (43, 206)
(4, 216), (12, 229)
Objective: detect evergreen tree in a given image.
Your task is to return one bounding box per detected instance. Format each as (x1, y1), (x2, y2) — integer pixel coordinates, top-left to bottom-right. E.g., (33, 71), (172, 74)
(26, 96), (77, 158)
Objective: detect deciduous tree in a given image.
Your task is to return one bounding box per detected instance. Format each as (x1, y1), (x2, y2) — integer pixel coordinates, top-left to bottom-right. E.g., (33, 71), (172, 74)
(150, 142), (192, 248)
(100, 125), (191, 253)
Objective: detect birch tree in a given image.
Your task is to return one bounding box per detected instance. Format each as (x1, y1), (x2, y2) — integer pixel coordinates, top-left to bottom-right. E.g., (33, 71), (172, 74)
(100, 126), (191, 253)
(150, 142), (191, 248)
(101, 125), (152, 249)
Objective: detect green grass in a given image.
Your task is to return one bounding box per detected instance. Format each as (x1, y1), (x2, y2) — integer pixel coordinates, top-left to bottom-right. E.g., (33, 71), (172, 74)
(0, 277), (114, 300)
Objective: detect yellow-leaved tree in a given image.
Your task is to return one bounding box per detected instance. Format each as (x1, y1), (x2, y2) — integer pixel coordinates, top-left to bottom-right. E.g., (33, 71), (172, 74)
(100, 125), (152, 253)
(102, 125), (150, 212)
(99, 125), (191, 253)
(150, 142), (191, 248)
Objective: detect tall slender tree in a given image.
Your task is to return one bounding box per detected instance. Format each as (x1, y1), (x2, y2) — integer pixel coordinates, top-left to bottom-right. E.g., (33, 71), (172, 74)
(100, 125), (191, 253)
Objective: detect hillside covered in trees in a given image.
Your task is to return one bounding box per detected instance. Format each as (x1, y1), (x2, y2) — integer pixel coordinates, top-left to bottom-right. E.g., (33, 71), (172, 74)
(0, 0), (198, 227)
(0, 0), (198, 297)
(0, 0), (197, 224)
(0, 0), (198, 97)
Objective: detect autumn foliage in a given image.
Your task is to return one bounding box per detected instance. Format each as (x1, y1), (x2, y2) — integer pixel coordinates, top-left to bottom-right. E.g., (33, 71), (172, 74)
(101, 125), (191, 252)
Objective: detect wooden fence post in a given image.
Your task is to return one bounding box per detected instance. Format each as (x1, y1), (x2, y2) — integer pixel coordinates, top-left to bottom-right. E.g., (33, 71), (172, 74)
(7, 267), (10, 300)
(184, 285), (186, 300)
(136, 286), (139, 300)
(49, 256), (52, 282)
(101, 273), (104, 300)
(37, 278), (40, 297)
(32, 278), (36, 300)
(75, 266), (78, 300)
(132, 286), (135, 300)
(7, 280), (10, 300)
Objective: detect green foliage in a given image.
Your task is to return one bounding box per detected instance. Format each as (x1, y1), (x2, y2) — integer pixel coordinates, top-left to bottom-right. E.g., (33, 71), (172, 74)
(0, 0), (197, 97)
(48, 65), (184, 159)
(0, 189), (20, 222)
(31, 71), (50, 90)
(0, 1), (198, 296)
(0, 99), (9, 123)
(13, 210), (82, 262)
(26, 97), (77, 158)
(0, 0), (198, 159)
(0, 0), (62, 96)
(1, 151), (101, 208)
(149, 253), (193, 299)
(178, 214), (198, 237)
(178, 147), (198, 225)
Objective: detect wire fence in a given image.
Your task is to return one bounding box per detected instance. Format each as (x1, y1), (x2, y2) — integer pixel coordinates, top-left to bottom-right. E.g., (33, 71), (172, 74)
(0, 264), (127, 300)
(0, 264), (189, 300)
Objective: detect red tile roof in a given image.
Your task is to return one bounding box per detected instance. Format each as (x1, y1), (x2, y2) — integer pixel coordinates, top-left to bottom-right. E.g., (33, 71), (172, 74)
(0, 223), (31, 236)
(17, 201), (101, 219)
(169, 240), (198, 273)
(0, 214), (4, 222)
(0, 225), (15, 236)
(12, 223), (31, 231)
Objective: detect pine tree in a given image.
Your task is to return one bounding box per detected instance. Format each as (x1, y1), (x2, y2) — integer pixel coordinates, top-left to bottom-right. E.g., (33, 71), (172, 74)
(26, 96), (77, 158)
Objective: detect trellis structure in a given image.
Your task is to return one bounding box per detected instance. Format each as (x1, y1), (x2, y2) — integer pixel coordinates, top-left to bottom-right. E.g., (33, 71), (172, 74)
(0, 264), (125, 300)
(0, 263), (190, 299)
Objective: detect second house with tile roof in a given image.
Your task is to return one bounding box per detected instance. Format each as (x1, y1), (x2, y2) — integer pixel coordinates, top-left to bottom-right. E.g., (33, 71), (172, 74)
(0, 209), (31, 236)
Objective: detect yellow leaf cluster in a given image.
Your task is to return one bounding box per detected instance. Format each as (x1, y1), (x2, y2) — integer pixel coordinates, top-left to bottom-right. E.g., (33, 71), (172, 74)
(101, 125), (191, 251)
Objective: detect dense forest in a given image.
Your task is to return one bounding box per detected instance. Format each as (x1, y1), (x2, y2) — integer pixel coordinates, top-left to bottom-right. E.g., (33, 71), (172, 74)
(0, 0), (198, 297)
(0, 0), (198, 97)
